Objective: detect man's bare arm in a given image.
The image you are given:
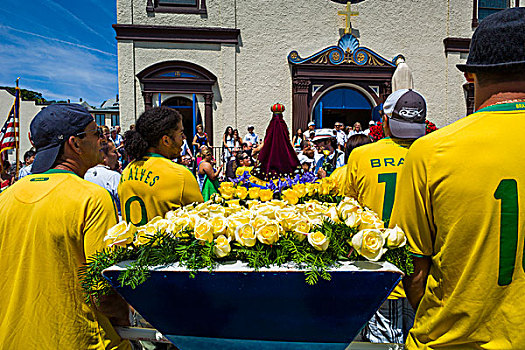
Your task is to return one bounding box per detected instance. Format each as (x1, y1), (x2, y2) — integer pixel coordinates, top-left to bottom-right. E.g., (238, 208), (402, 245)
(403, 256), (431, 310)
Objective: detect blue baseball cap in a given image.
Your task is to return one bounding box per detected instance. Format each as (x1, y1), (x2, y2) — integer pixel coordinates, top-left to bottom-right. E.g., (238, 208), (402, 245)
(30, 104), (94, 174)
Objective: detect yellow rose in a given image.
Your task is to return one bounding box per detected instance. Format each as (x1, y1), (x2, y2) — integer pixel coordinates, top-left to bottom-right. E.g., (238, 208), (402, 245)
(257, 205), (277, 220)
(234, 186), (249, 200)
(213, 235), (231, 258)
(351, 229), (387, 261)
(282, 188), (299, 205)
(291, 219), (310, 242)
(194, 219), (213, 243)
(292, 183), (307, 198)
(320, 181), (332, 196)
(154, 219), (171, 233)
(327, 206), (341, 223)
(147, 216), (163, 227)
(226, 199), (241, 207)
(259, 189), (274, 202)
(275, 208), (300, 231)
(256, 222), (280, 245)
(219, 186), (235, 200)
(104, 221), (137, 247)
(269, 200), (287, 208)
(337, 201), (360, 220)
(210, 216), (228, 237)
(360, 210), (384, 230)
(384, 225), (407, 248)
(134, 228), (152, 246)
(220, 181), (235, 190)
(165, 208), (184, 221)
(344, 211), (362, 228)
(248, 187), (260, 199)
(235, 223), (257, 247)
(308, 231), (329, 251)
(194, 202), (208, 211)
(245, 200), (260, 209)
(305, 183), (317, 196)
(252, 215), (269, 230)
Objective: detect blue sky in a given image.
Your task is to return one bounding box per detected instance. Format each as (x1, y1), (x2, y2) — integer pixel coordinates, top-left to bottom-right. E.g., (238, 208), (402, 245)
(0, 0), (117, 107)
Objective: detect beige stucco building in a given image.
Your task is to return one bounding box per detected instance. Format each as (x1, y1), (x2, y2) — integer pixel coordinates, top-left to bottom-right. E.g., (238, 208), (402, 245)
(114, 0), (522, 145)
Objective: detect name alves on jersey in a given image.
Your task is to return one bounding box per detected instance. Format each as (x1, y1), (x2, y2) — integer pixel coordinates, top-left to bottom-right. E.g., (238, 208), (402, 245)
(370, 157), (405, 168)
(121, 166), (159, 187)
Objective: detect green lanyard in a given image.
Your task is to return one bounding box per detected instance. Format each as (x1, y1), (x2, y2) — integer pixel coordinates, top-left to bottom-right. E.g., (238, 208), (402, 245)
(474, 102), (525, 114)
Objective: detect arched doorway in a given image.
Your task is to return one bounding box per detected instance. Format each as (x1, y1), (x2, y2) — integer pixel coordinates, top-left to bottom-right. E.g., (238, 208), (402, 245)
(137, 60), (216, 143)
(162, 96), (203, 146)
(312, 86), (375, 129)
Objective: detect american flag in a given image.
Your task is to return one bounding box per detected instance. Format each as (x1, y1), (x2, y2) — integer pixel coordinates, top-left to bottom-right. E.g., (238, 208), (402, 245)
(0, 87), (20, 155)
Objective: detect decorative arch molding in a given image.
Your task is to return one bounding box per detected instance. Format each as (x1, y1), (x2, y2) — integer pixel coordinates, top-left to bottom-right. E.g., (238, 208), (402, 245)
(308, 82), (379, 122)
(137, 60), (217, 143)
(288, 34), (397, 132)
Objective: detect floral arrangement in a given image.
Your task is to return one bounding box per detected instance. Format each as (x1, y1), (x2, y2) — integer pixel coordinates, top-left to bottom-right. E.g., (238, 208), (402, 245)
(80, 177), (413, 304)
(368, 120), (438, 142)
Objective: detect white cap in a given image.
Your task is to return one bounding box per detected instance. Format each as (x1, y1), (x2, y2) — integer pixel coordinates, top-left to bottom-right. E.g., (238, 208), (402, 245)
(313, 128), (336, 142)
(308, 122), (315, 127)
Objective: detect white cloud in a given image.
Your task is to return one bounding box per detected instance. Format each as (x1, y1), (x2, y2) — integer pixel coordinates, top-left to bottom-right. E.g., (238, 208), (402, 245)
(0, 28), (117, 106)
(41, 0), (114, 47)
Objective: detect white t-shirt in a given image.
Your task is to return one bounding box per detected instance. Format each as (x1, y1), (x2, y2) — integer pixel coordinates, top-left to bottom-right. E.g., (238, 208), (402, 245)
(84, 164), (121, 215)
(243, 132), (259, 145)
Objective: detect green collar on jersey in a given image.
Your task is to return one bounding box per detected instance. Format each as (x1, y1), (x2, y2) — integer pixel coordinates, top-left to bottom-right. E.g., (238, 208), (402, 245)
(475, 102), (525, 114)
(144, 152), (165, 158)
(39, 169), (80, 177)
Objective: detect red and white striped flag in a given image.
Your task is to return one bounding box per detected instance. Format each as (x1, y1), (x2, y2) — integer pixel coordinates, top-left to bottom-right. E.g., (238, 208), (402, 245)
(0, 87), (20, 155)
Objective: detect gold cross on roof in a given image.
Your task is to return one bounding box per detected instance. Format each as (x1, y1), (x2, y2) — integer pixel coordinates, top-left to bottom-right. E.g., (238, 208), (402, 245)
(338, 3), (359, 34)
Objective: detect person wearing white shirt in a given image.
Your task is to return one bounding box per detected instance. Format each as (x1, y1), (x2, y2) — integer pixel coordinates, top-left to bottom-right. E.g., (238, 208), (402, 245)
(312, 128), (345, 177)
(84, 140), (122, 215)
(334, 122), (347, 150)
(18, 149), (36, 179)
(243, 125), (259, 145)
(347, 122), (366, 138)
(303, 122), (316, 141)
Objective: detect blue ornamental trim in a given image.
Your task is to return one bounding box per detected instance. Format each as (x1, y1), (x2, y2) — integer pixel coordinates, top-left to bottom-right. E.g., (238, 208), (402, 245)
(288, 34), (399, 67)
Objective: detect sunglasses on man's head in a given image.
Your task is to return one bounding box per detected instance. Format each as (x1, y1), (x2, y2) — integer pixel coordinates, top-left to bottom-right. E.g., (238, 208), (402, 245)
(76, 126), (104, 139)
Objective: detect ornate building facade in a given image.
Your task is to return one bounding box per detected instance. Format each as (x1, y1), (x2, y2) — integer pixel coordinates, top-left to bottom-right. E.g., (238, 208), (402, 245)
(115, 0), (521, 144)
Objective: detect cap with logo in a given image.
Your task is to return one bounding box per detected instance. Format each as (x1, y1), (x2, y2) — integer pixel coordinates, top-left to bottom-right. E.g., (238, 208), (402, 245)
(313, 128), (337, 142)
(457, 7), (525, 73)
(383, 89), (427, 139)
(30, 104), (94, 174)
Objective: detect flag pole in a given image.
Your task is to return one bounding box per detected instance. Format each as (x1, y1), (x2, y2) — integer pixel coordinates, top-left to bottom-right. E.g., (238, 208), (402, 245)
(14, 77), (20, 181)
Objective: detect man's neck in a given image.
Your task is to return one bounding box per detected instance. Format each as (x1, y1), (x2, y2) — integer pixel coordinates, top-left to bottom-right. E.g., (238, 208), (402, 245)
(146, 147), (167, 158)
(477, 92), (525, 111)
(53, 160), (86, 177)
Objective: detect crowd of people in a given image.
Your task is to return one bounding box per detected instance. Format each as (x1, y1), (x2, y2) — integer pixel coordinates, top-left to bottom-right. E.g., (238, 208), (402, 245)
(1, 8), (524, 349)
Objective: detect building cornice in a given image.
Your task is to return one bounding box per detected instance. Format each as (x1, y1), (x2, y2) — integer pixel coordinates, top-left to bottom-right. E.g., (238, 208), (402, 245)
(112, 24), (240, 45)
(443, 37), (471, 53)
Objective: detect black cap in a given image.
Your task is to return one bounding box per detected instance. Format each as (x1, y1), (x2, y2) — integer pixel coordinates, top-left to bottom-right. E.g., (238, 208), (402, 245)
(30, 104), (94, 174)
(457, 8), (525, 72)
(383, 89), (427, 139)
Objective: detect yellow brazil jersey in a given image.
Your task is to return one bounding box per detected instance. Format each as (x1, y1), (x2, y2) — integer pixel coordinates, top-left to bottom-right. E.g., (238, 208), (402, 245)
(0, 170), (130, 350)
(329, 164), (349, 196)
(390, 102), (525, 349)
(119, 152), (203, 226)
(345, 137), (413, 300)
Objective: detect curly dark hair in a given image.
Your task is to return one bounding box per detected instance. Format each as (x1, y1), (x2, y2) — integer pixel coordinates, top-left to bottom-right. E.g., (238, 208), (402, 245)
(124, 107), (182, 160)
